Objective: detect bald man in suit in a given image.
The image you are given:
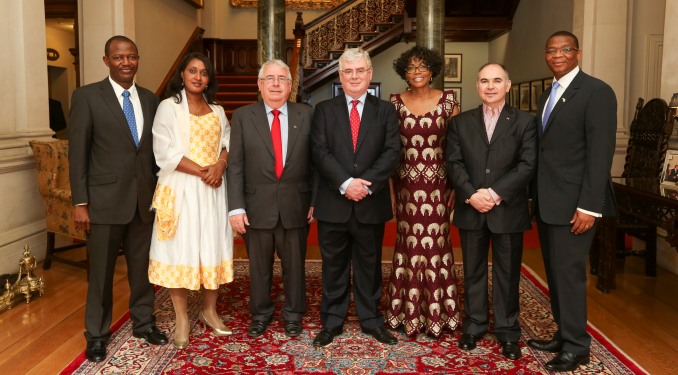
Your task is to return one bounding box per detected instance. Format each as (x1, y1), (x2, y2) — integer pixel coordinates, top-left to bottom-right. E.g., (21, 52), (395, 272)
(69, 35), (167, 363)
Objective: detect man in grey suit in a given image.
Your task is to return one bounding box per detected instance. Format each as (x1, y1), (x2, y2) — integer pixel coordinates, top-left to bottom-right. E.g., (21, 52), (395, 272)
(446, 63), (536, 360)
(69, 35), (168, 363)
(528, 31), (617, 372)
(227, 59), (315, 338)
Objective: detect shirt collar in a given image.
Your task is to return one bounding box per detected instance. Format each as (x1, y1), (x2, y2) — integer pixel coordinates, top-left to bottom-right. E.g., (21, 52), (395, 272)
(482, 101), (505, 115)
(345, 92), (368, 106)
(264, 101), (288, 117)
(108, 76), (137, 97)
(552, 66), (580, 90)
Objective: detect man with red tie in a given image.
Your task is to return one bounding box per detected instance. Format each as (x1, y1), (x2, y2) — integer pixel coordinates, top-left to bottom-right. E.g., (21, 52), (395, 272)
(311, 48), (400, 347)
(227, 59), (315, 338)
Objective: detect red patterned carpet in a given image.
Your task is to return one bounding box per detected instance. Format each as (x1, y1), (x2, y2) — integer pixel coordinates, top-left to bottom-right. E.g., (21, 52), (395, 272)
(61, 261), (646, 375)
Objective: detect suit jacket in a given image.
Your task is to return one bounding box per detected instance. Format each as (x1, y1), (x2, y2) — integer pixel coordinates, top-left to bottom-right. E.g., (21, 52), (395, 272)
(227, 101), (315, 230)
(68, 78), (159, 224)
(533, 70), (618, 224)
(446, 105), (537, 233)
(311, 94), (400, 224)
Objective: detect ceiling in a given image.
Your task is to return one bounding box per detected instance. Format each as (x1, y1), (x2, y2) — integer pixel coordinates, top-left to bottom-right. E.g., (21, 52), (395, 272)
(44, 0), (77, 18)
(404, 0), (522, 42)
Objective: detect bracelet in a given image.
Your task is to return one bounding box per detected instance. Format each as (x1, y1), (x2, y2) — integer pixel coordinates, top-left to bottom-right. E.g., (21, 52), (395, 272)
(217, 158), (228, 166)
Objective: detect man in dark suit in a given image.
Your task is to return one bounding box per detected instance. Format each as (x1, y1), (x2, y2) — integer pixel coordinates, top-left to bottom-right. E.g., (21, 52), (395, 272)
(446, 63), (536, 360)
(528, 31), (617, 372)
(227, 59), (315, 338)
(69, 36), (168, 363)
(311, 48), (400, 347)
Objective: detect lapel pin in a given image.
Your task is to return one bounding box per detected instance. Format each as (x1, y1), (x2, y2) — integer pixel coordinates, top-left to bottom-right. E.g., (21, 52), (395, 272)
(562, 98), (566, 103)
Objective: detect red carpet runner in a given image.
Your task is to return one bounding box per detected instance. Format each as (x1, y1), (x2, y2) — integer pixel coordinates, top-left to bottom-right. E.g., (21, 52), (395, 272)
(61, 261), (646, 374)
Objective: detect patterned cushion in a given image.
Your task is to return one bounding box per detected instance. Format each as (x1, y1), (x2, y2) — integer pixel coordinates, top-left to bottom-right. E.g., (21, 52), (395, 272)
(29, 140), (86, 240)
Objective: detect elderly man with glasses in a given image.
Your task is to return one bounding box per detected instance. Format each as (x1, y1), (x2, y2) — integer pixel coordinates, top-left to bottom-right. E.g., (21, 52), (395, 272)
(311, 48), (400, 347)
(227, 59), (316, 338)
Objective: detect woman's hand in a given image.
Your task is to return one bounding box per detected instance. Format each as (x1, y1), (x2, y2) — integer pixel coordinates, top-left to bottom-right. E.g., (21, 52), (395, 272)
(200, 162), (226, 188)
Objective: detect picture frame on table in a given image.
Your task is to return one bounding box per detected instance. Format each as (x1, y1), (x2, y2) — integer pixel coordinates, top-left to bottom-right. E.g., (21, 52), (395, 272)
(661, 150), (678, 185)
(530, 80), (543, 111)
(444, 54), (462, 82)
(519, 82), (530, 112)
(510, 85), (520, 108)
(332, 82), (381, 99)
(660, 185), (678, 200)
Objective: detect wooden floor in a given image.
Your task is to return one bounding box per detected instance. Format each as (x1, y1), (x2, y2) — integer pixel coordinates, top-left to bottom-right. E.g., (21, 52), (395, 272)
(0, 237), (676, 375)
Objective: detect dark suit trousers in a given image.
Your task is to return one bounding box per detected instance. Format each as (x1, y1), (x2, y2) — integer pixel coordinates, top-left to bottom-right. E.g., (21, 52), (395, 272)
(243, 218), (307, 322)
(536, 214), (595, 356)
(317, 216), (385, 330)
(459, 227), (523, 342)
(84, 208), (155, 343)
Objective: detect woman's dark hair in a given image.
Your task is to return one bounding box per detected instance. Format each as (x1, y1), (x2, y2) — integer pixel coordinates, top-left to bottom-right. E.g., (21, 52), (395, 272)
(392, 46), (444, 80)
(165, 52), (218, 104)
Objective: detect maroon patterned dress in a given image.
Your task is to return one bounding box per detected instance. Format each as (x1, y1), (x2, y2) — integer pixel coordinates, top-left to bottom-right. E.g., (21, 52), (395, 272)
(386, 91), (461, 337)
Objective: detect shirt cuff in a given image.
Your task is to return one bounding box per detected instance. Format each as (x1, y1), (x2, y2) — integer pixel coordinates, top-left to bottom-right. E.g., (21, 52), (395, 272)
(339, 178), (353, 195)
(487, 188), (502, 205)
(577, 207), (602, 217)
(228, 208), (246, 216)
(75, 203), (88, 206)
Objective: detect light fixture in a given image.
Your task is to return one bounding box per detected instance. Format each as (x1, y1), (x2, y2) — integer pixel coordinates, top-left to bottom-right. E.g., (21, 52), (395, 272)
(670, 93), (678, 120)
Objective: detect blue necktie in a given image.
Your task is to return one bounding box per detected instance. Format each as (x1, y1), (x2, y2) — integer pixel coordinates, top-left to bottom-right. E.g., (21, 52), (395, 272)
(122, 90), (140, 147)
(542, 81), (560, 130)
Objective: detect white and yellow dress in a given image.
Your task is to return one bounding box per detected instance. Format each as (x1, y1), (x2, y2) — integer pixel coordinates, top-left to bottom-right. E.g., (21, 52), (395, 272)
(149, 92), (234, 290)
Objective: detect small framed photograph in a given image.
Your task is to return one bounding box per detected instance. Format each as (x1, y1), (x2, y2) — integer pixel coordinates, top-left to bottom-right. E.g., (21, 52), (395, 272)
(184, 0), (204, 8)
(660, 150), (678, 185)
(511, 85), (520, 108)
(530, 80), (543, 111)
(444, 54), (462, 82)
(332, 82), (381, 99)
(519, 82), (530, 112)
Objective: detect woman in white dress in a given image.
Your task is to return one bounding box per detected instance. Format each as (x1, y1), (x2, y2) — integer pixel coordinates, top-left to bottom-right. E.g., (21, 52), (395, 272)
(149, 53), (233, 350)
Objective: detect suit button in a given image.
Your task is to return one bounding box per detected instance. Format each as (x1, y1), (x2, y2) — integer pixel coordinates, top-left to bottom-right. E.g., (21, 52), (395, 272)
(353, 163), (358, 168)
(485, 169), (490, 174)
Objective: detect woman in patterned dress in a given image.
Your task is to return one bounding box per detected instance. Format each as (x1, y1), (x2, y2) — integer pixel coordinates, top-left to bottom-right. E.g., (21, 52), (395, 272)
(149, 53), (234, 349)
(386, 46), (461, 337)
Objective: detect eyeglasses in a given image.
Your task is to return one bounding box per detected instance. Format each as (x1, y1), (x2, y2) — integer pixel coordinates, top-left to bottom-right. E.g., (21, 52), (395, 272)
(544, 47), (579, 56)
(260, 76), (291, 84)
(405, 65), (430, 74)
(340, 67), (372, 76)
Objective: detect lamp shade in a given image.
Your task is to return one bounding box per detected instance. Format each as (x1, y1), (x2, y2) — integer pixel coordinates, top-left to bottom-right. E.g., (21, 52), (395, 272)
(670, 92), (678, 108)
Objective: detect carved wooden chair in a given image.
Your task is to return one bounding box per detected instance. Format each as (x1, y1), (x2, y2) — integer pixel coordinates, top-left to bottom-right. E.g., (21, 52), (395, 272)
(29, 140), (87, 270)
(595, 98), (672, 277)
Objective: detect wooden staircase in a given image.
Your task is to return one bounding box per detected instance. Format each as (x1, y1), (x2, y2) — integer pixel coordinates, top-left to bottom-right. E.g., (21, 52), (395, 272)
(215, 75), (258, 119)
(298, 0), (406, 94)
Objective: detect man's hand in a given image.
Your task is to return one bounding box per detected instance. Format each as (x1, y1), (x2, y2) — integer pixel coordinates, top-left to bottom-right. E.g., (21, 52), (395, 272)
(229, 213), (249, 234)
(345, 178), (371, 201)
(468, 189), (495, 213)
(307, 207), (316, 224)
(74, 205), (91, 233)
(570, 210), (595, 235)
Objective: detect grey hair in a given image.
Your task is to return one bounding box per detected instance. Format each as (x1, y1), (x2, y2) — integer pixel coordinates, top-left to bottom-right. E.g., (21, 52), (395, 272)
(258, 59), (292, 79)
(338, 48), (372, 71)
(477, 62), (510, 81)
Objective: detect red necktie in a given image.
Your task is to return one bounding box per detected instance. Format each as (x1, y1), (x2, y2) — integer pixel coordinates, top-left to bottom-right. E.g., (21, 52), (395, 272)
(271, 109), (283, 179)
(350, 100), (360, 151)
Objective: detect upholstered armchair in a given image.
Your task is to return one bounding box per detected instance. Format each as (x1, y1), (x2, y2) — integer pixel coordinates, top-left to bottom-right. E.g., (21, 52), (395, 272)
(29, 140), (87, 270)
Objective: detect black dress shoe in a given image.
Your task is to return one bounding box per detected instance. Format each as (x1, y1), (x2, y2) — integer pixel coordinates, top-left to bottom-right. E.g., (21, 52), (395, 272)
(85, 340), (107, 363)
(545, 351), (590, 371)
(312, 326), (343, 347)
(284, 320), (303, 337)
(527, 338), (563, 353)
(133, 326), (169, 345)
(248, 318), (272, 337)
(362, 326), (398, 345)
(501, 341), (521, 360)
(458, 333), (478, 350)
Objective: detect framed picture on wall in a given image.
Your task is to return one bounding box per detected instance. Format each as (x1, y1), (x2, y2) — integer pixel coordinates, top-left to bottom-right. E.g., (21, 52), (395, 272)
(183, 0), (204, 8)
(543, 78), (553, 93)
(661, 150), (678, 185)
(519, 82), (530, 112)
(332, 82), (381, 99)
(511, 85), (520, 108)
(530, 80), (543, 111)
(444, 54), (462, 82)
